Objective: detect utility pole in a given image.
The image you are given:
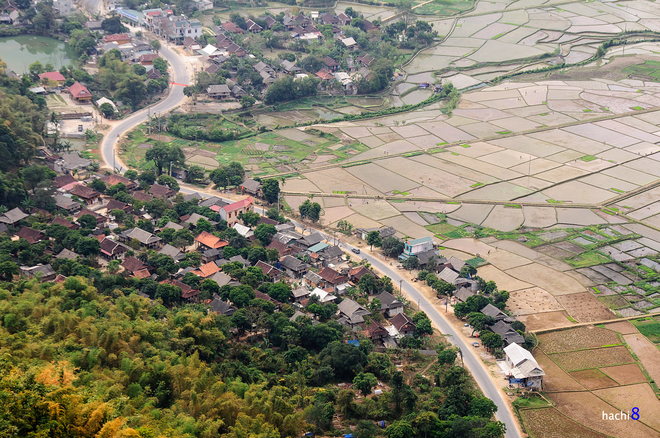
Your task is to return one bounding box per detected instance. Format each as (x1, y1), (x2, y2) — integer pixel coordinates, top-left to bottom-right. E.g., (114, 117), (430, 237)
(399, 279), (403, 294)
(148, 107), (151, 135)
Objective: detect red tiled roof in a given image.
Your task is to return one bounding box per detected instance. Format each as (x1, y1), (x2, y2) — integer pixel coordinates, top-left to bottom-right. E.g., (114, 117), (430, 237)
(160, 279), (198, 299)
(195, 231), (227, 249)
(140, 53), (159, 62)
(222, 197), (253, 213)
(121, 256), (144, 273)
(104, 33), (130, 42)
(39, 71), (65, 82)
(319, 266), (345, 284)
(194, 261), (221, 278)
(69, 184), (99, 199)
(68, 82), (92, 99)
(133, 268), (151, 279)
(53, 174), (76, 188)
(100, 174), (135, 188)
(16, 227), (43, 244)
(52, 217), (77, 229)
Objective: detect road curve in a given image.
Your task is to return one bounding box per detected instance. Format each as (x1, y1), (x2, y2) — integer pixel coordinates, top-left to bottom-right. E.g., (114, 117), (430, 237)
(101, 36), (521, 438)
(100, 42), (191, 173)
(345, 245), (521, 438)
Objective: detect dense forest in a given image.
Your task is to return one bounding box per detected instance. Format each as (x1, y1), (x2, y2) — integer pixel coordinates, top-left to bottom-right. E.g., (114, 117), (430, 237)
(0, 274), (505, 437)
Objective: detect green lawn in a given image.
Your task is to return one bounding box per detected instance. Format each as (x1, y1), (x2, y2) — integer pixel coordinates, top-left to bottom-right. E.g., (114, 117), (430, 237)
(564, 251), (611, 268)
(426, 222), (457, 235)
(631, 318), (660, 344)
(623, 60), (660, 81)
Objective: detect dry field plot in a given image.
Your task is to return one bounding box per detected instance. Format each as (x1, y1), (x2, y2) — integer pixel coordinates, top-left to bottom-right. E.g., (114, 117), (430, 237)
(507, 287), (563, 316)
(623, 333), (660, 386)
(556, 292), (617, 323)
(568, 369), (618, 390)
(594, 383), (660, 432)
(534, 350), (585, 392)
(519, 310), (575, 331)
(600, 363), (648, 385)
(550, 391), (660, 438)
(520, 408), (610, 438)
(603, 321), (639, 334)
(551, 346), (634, 371)
(538, 326), (621, 353)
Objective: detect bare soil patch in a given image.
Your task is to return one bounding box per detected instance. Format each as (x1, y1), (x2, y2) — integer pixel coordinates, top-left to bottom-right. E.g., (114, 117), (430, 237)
(538, 326), (621, 353)
(520, 408), (610, 438)
(556, 292), (617, 323)
(600, 363), (647, 385)
(551, 346), (634, 372)
(508, 287), (563, 316)
(603, 321), (639, 334)
(520, 310), (574, 331)
(569, 369), (619, 390)
(623, 333), (660, 385)
(550, 391), (660, 438)
(534, 350), (585, 392)
(594, 383), (660, 432)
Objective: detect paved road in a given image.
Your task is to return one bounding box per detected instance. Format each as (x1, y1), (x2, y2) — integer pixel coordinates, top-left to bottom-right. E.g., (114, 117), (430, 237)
(100, 42), (191, 173)
(101, 33), (520, 438)
(344, 245), (521, 438)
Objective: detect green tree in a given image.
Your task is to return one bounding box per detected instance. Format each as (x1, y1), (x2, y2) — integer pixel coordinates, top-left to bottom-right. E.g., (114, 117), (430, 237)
(299, 199), (321, 222)
(77, 214), (97, 229)
(480, 332), (503, 352)
(111, 209), (126, 223)
(352, 372), (378, 396)
(437, 348), (457, 366)
(413, 312), (433, 337)
(261, 178), (280, 203)
(146, 142), (185, 176)
(186, 165), (205, 184)
(88, 178), (106, 193)
(196, 218), (214, 233)
(151, 40), (161, 51)
(359, 273), (378, 295)
(403, 256), (419, 271)
(209, 168), (228, 189)
(254, 223), (276, 245)
(238, 211), (260, 228)
(386, 420), (414, 438)
(115, 75), (148, 109)
(381, 236), (404, 257)
(157, 174), (179, 191)
(268, 282), (292, 302)
(101, 16), (127, 34)
(366, 231), (382, 251)
(0, 261), (19, 281)
(99, 102), (115, 118)
(240, 95), (256, 108)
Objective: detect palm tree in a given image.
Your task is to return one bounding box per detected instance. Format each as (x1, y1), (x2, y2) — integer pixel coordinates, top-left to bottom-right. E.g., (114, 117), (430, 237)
(21, 197), (34, 213)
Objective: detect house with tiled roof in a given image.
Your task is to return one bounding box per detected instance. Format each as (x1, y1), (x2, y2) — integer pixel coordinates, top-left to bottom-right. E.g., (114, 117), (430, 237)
(20, 264), (56, 282)
(0, 208), (27, 226)
(219, 197), (254, 226)
(103, 33), (131, 44)
(119, 228), (162, 249)
(319, 266), (347, 286)
(195, 231), (228, 251)
(100, 174), (137, 191)
(16, 227), (44, 244)
(255, 260), (283, 281)
(53, 174), (76, 189)
(159, 244), (185, 262)
(106, 199), (133, 214)
(149, 183), (176, 199)
(100, 237), (127, 260)
(279, 255), (308, 278)
(132, 191), (153, 202)
(246, 18), (262, 32)
(222, 21), (243, 33)
(209, 297), (237, 316)
(133, 268), (152, 279)
(365, 320), (388, 340)
(161, 278), (199, 301)
(121, 256), (145, 274)
(39, 71), (66, 86)
(76, 209), (106, 227)
(391, 313), (416, 337)
(52, 216), (79, 230)
(375, 291), (404, 317)
(193, 261), (221, 278)
(69, 184), (101, 205)
(68, 81), (92, 102)
(56, 248), (80, 260)
(337, 298), (370, 327)
(304, 271), (325, 289)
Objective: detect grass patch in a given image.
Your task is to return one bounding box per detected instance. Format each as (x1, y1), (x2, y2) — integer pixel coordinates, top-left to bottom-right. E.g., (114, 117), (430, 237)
(465, 257), (487, 267)
(393, 190), (411, 196)
(580, 155), (597, 162)
(403, 151), (423, 157)
(497, 131), (511, 135)
(426, 222), (457, 235)
(610, 188), (625, 194)
(470, 182), (484, 188)
(593, 287), (601, 294)
(565, 251), (611, 268)
(504, 204), (522, 209)
(583, 109), (592, 113)
(631, 318), (660, 343)
(632, 106), (644, 110)
(546, 199), (564, 204)
(460, 144), (470, 148)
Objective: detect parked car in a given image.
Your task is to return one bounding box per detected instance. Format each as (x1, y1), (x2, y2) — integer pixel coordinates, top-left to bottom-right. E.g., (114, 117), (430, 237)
(352, 248), (361, 254)
(472, 342), (480, 348)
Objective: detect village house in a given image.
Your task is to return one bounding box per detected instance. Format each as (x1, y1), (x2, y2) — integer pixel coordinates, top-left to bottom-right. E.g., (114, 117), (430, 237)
(280, 60), (301, 75)
(209, 297), (237, 316)
(246, 18), (262, 33)
(16, 227), (45, 244)
(222, 21), (243, 33)
(100, 237), (127, 260)
(100, 174), (137, 191)
(104, 33), (131, 44)
(391, 313), (416, 337)
(481, 303), (509, 321)
(159, 244), (185, 262)
(279, 255), (307, 278)
(119, 228), (162, 249)
(139, 53), (160, 65)
(489, 320), (525, 346)
(121, 256), (145, 275)
(55, 248), (80, 261)
(39, 71), (66, 87)
(255, 260), (284, 281)
(53, 174), (76, 189)
(219, 197), (254, 227)
(76, 209), (106, 227)
(375, 291), (404, 317)
(500, 343), (545, 389)
(21, 264), (56, 282)
(149, 183), (176, 199)
(69, 184), (102, 205)
(195, 231), (228, 251)
(366, 320), (389, 341)
(0, 208), (28, 226)
(68, 82), (93, 103)
(337, 298), (370, 328)
(193, 261), (221, 278)
(438, 267), (460, 285)
(162, 278), (199, 302)
(401, 236), (434, 259)
(52, 217), (80, 230)
(183, 37), (201, 54)
(292, 286), (311, 303)
(54, 194), (81, 214)
(303, 271), (325, 289)
(207, 84), (231, 99)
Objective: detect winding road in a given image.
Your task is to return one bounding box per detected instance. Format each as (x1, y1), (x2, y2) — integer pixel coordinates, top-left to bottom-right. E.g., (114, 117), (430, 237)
(100, 41), (191, 173)
(100, 31), (521, 438)
(345, 245), (521, 438)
